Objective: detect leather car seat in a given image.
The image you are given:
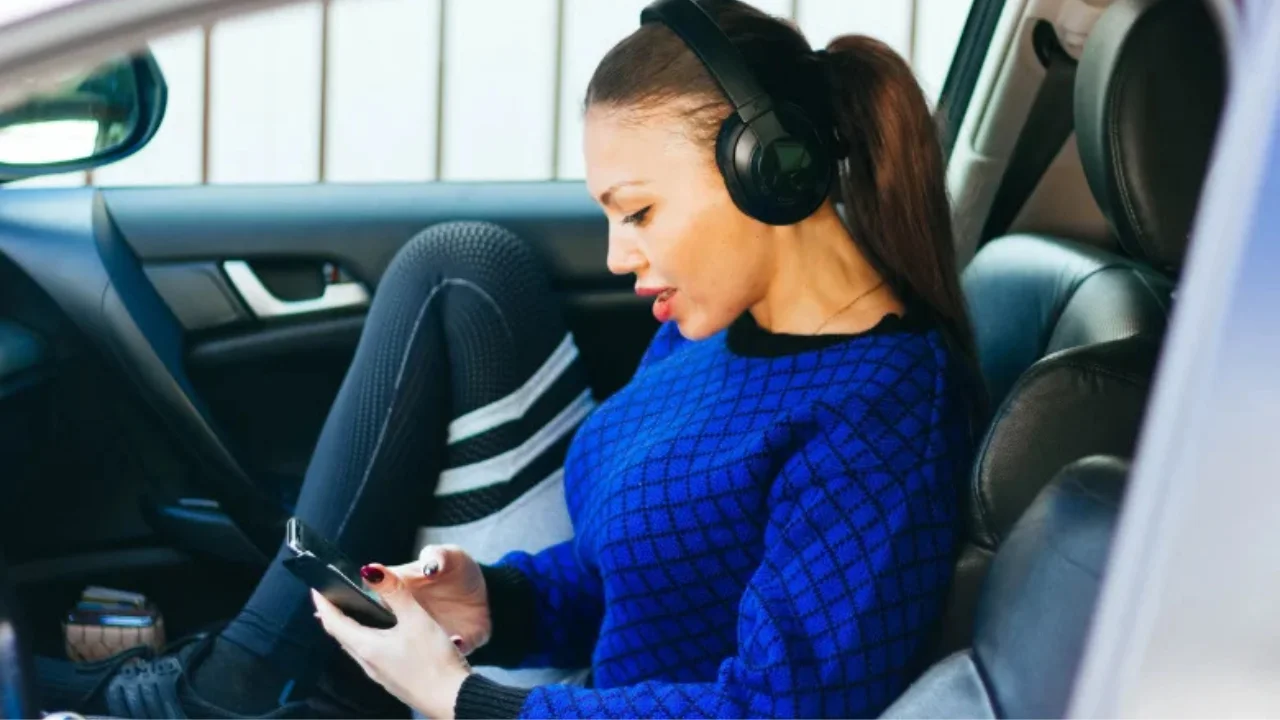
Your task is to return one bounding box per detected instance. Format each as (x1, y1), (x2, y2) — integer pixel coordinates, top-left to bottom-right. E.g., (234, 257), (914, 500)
(884, 456), (1130, 719)
(937, 0), (1226, 655)
(965, 0), (1225, 407)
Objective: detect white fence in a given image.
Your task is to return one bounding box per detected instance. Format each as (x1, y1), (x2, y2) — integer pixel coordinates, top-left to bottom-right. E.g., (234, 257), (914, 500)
(18, 0), (974, 188)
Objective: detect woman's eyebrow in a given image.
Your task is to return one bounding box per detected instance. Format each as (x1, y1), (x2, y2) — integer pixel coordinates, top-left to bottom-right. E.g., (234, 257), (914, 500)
(599, 180), (649, 208)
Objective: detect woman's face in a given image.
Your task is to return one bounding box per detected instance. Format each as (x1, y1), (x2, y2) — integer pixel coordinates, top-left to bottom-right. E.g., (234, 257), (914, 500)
(584, 105), (775, 340)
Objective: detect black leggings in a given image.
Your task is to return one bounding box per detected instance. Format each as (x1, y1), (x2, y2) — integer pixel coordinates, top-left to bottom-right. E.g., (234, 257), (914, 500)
(220, 221), (587, 702)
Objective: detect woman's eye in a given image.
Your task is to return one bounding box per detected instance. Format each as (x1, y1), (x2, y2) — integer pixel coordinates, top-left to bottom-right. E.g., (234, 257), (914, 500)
(622, 206), (652, 226)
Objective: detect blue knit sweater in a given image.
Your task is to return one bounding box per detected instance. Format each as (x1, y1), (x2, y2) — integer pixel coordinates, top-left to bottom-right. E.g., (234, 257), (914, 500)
(456, 311), (971, 719)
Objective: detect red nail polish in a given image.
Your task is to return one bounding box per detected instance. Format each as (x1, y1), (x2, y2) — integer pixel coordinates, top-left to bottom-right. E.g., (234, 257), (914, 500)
(360, 565), (385, 584)
(452, 636), (463, 649)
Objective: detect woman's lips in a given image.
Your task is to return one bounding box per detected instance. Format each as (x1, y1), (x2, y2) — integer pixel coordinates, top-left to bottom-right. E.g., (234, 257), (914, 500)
(636, 286), (677, 322)
(652, 288), (676, 322)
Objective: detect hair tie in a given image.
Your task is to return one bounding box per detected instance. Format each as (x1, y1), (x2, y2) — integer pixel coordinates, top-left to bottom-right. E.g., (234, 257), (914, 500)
(802, 48), (846, 159)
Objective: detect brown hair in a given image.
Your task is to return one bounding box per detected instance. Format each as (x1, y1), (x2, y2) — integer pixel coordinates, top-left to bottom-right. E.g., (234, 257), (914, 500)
(586, 0), (983, 414)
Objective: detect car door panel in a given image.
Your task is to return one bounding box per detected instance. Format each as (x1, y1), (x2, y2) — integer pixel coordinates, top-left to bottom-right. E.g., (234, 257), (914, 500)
(104, 183), (620, 289)
(104, 183), (655, 394)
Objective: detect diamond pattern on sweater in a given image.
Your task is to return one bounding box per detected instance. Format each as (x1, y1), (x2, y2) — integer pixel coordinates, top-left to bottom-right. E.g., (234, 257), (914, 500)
(494, 320), (971, 718)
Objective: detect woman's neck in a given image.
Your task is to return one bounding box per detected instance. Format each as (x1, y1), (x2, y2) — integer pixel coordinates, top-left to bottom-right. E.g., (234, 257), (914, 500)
(749, 205), (903, 335)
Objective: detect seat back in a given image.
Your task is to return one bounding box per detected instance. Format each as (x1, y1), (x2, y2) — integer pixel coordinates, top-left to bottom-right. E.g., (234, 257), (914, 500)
(937, 0), (1226, 656)
(885, 456), (1129, 719)
(936, 335), (1158, 654)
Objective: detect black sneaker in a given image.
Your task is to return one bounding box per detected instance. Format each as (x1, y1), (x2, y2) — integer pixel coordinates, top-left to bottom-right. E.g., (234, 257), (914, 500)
(35, 633), (322, 719)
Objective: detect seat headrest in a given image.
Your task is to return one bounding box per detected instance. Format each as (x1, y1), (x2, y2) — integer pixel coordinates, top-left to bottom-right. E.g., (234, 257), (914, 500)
(962, 234), (1172, 407)
(973, 455), (1128, 719)
(970, 335), (1158, 548)
(1075, 0), (1226, 274)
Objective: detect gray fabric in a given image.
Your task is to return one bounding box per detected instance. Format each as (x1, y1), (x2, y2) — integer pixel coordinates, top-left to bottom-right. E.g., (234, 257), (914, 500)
(973, 457), (1126, 719)
(880, 651), (995, 719)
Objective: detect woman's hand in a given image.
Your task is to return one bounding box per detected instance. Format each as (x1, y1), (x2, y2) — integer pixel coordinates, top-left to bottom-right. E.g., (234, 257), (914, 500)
(312, 564), (471, 719)
(382, 544), (492, 655)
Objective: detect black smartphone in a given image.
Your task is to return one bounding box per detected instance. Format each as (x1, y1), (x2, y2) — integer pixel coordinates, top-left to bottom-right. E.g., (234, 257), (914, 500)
(282, 517), (397, 629)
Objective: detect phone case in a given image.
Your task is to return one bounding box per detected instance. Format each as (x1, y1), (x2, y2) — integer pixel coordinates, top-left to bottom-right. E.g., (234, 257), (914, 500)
(282, 554), (397, 629)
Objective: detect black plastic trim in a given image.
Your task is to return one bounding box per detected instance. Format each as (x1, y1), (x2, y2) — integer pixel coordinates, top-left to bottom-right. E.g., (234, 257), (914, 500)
(144, 261), (250, 331)
(188, 315), (365, 368)
(939, 0), (1008, 160)
(0, 188), (285, 557)
(140, 501), (265, 566)
(10, 547), (191, 586)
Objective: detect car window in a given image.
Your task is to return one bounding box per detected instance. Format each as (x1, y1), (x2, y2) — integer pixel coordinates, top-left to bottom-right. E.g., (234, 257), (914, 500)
(0, 0), (84, 28)
(14, 0), (975, 189)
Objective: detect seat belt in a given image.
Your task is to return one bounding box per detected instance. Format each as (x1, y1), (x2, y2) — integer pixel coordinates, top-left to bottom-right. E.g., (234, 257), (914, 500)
(979, 22), (1079, 244)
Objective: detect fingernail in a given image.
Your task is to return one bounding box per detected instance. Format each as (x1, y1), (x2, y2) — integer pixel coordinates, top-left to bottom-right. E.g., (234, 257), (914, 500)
(360, 565), (385, 584)
(424, 561), (440, 576)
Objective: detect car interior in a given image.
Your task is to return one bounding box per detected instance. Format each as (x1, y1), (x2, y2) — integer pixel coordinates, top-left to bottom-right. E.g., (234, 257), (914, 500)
(0, 0), (1229, 716)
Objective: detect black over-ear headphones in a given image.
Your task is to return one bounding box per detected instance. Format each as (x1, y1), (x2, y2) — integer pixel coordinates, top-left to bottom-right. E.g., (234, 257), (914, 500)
(640, 0), (833, 226)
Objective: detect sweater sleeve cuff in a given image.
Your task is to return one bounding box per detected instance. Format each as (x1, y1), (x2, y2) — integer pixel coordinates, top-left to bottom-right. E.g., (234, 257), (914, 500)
(465, 564), (538, 668)
(454, 673), (532, 719)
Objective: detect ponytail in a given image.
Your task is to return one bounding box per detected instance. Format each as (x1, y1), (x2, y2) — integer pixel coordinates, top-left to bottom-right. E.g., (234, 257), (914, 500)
(823, 36), (985, 418)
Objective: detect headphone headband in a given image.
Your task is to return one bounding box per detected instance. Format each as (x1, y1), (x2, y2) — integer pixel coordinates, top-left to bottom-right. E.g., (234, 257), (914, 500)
(638, 0), (832, 226)
(639, 0), (774, 124)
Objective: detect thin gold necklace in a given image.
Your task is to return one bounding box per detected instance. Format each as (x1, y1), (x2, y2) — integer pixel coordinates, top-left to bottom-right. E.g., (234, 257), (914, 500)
(812, 280), (886, 335)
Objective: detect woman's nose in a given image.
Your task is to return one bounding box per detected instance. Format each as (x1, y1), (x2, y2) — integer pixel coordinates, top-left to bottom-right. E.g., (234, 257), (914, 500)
(606, 230), (645, 276)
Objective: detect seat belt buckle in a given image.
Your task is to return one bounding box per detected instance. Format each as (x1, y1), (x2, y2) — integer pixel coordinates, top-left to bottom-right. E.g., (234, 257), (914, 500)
(1054, 0), (1107, 59)
(63, 586), (166, 662)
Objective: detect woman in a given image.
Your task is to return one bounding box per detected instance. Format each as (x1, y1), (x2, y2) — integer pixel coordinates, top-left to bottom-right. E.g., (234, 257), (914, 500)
(41, 1), (976, 718)
(312, 1), (978, 717)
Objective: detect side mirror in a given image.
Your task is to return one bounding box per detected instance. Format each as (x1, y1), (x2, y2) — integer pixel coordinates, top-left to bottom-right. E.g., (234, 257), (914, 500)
(0, 51), (167, 182)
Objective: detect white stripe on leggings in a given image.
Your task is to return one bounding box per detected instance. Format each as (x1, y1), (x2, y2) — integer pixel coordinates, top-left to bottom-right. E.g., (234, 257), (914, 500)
(436, 389), (594, 496)
(446, 333), (580, 445)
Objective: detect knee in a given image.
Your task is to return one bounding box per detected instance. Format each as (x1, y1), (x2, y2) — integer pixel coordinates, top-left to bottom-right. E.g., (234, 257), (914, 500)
(388, 221), (542, 285)
(375, 220), (569, 370)
(377, 221), (556, 325)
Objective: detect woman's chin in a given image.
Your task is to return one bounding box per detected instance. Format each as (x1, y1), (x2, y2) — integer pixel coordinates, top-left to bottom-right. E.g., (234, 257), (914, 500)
(673, 312), (728, 342)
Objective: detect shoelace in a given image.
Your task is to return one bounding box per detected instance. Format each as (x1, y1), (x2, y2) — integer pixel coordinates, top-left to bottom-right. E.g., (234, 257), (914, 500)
(69, 645), (152, 712)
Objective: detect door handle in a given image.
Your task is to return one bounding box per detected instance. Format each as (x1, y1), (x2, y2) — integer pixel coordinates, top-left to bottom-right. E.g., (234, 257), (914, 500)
(222, 260), (370, 319)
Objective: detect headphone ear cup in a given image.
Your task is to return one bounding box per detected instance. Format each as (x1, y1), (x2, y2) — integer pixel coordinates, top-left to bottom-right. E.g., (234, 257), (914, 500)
(714, 105), (833, 226)
(715, 113), (759, 220)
